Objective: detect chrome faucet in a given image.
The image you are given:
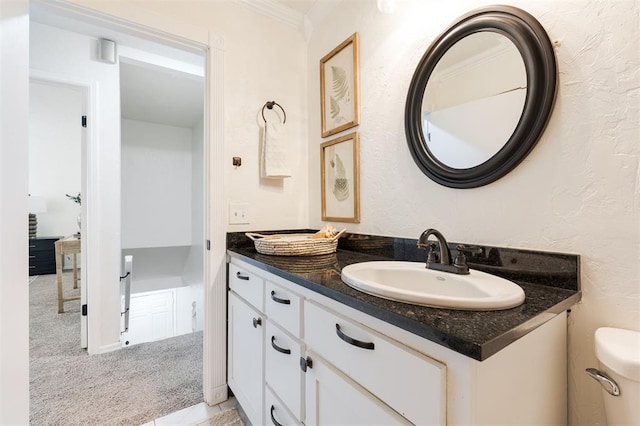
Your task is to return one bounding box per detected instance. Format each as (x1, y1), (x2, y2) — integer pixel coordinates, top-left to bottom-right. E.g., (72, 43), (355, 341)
(417, 228), (470, 275)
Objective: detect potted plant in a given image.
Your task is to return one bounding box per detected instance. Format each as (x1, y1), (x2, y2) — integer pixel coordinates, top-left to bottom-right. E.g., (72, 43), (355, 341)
(65, 192), (81, 235)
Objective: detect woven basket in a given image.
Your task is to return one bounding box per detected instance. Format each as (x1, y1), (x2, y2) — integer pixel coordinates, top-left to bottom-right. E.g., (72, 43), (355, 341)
(255, 253), (339, 274)
(246, 230), (346, 256)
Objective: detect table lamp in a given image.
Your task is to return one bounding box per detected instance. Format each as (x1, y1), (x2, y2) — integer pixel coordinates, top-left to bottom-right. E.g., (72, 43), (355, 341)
(29, 195), (47, 239)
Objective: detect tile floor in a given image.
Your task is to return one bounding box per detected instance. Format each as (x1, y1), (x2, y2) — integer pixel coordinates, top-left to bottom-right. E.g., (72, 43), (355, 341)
(140, 397), (240, 426)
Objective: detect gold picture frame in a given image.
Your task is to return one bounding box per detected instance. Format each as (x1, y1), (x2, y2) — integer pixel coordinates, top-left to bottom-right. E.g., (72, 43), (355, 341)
(320, 33), (360, 138)
(321, 132), (360, 223)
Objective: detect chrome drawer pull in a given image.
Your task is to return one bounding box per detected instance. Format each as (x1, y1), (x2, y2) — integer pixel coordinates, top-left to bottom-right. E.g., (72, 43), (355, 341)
(335, 324), (375, 350)
(236, 271), (250, 281)
(270, 290), (290, 305)
(270, 405), (283, 426)
(271, 336), (291, 355)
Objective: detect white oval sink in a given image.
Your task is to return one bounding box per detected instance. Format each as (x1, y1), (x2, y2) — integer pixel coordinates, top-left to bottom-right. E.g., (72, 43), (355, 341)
(341, 261), (525, 311)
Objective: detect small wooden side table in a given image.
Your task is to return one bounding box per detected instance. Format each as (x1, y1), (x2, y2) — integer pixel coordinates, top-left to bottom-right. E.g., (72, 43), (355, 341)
(55, 235), (81, 314)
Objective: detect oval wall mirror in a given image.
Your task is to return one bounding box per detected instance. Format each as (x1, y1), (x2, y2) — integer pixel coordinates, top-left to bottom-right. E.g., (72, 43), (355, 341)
(405, 6), (557, 188)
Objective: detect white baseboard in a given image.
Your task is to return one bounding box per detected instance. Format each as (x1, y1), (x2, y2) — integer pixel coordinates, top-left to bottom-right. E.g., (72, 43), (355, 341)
(204, 383), (228, 406)
(97, 341), (123, 354)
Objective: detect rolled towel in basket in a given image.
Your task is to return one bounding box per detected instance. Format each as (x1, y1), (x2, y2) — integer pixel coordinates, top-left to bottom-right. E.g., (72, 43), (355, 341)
(261, 120), (291, 178)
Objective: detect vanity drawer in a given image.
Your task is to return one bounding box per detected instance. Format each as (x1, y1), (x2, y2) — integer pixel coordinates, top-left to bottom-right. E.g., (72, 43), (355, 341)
(265, 321), (304, 421)
(265, 281), (302, 338)
(304, 300), (446, 425)
(266, 385), (302, 426)
(229, 263), (264, 311)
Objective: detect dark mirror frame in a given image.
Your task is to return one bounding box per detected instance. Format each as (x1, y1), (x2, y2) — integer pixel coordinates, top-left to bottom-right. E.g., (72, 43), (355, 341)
(405, 5), (557, 188)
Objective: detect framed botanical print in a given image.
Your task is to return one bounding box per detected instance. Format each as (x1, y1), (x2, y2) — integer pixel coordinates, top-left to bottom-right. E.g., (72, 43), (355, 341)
(320, 33), (360, 138)
(321, 132), (360, 223)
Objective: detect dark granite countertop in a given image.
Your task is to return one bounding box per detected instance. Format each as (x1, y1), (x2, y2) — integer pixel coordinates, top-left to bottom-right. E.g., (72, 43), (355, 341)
(227, 231), (581, 361)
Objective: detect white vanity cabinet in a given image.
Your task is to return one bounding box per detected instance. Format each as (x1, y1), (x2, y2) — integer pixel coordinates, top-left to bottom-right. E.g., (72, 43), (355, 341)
(228, 256), (568, 425)
(228, 261), (305, 425)
(228, 264), (265, 425)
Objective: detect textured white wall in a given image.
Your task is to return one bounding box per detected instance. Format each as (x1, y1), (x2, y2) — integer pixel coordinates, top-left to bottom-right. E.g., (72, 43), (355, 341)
(307, 1), (639, 424)
(132, 1), (310, 232)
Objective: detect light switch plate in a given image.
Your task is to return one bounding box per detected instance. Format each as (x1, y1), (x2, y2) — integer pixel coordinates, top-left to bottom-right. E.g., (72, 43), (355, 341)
(229, 202), (250, 224)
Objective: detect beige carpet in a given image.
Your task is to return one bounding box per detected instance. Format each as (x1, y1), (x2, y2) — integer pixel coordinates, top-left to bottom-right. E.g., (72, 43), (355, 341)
(30, 273), (205, 425)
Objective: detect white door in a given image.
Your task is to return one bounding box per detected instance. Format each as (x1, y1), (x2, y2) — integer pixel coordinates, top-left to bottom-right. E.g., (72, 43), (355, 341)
(79, 86), (88, 349)
(304, 352), (410, 426)
(228, 292), (264, 425)
(121, 289), (175, 347)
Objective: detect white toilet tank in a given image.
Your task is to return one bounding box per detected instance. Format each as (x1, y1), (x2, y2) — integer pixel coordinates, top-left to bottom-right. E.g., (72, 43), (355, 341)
(591, 327), (640, 425)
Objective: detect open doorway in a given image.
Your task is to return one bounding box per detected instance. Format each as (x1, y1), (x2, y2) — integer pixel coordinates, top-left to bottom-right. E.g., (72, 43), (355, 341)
(119, 58), (205, 347)
(28, 78), (88, 348)
(25, 1), (228, 410)
(29, 0), (206, 350)
(27, 3), (216, 423)
(28, 81), (83, 242)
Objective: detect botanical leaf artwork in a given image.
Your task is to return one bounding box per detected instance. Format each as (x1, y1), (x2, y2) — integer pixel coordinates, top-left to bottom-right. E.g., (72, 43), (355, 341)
(321, 133), (358, 222)
(330, 96), (340, 120)
(329, 65), (351, 124)
(330, 152), (349, 202)
(332, 66), (350, 102)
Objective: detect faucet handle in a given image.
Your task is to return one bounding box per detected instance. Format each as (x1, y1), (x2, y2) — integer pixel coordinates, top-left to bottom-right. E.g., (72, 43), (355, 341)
(452, 245), (470, 274)
(454, 244), (468, 267)
(456, 244), (483, 255)
(424, 241), (439, 263)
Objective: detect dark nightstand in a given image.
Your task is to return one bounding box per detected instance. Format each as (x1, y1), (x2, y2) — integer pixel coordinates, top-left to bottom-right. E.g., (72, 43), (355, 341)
(29, 237), (61, 276)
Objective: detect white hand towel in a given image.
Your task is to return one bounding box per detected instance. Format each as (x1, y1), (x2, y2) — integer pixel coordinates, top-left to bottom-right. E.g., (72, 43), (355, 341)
(261, 121), (291, 178)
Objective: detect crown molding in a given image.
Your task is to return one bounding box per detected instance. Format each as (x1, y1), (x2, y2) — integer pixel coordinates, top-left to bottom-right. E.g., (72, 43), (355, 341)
(303, 0), (339, 41)
(232, 0), (304, 31)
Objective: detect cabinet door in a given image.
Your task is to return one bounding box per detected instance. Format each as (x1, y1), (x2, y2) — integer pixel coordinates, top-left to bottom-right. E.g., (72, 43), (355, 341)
(304, 352), (411, 426)
(228, 292), (264, 425)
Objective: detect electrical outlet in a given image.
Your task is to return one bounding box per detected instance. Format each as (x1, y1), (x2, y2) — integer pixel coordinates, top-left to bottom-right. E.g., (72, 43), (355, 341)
(229, 202), (250, 225)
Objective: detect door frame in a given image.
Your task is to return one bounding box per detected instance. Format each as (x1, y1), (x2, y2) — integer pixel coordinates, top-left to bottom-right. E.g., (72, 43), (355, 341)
(31, 0), (227, 405)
